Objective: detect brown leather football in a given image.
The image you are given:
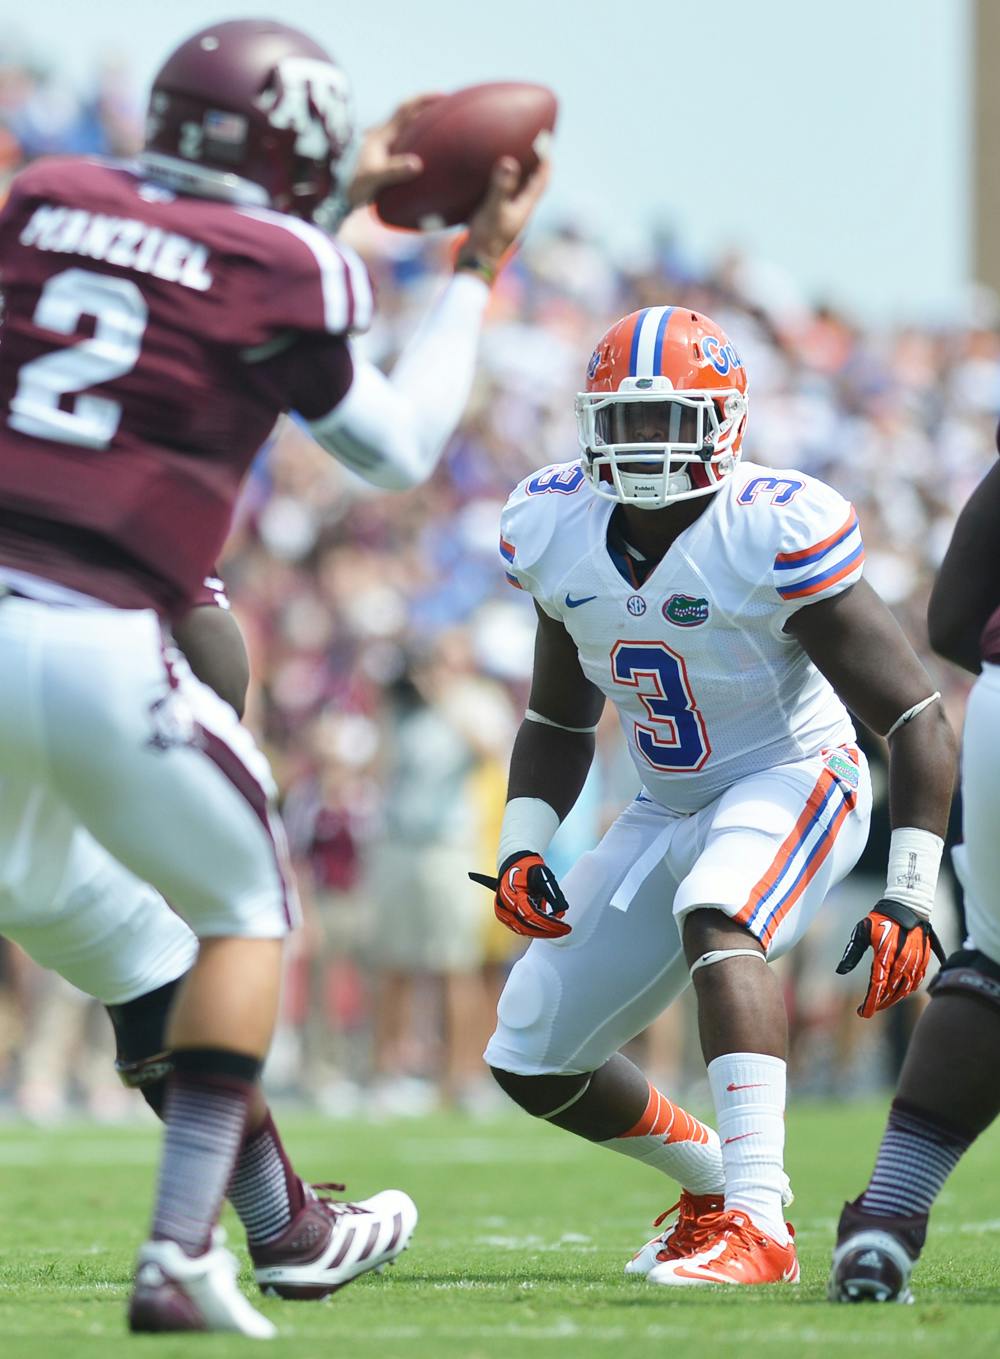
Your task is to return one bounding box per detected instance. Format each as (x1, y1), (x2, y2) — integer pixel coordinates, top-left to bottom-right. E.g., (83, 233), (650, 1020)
(375, 81), (556, 230)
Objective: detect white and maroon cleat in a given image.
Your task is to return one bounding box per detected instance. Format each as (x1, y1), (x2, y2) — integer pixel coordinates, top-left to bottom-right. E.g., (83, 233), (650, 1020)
(251, 1184), (418, 1300)
(827, 1199), (924, 1304)
(129, 1229), (276, 1337)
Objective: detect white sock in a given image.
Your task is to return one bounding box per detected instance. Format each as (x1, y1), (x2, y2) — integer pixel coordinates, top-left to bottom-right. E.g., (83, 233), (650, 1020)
(601, 1083), (725, 1195)
(707, 1052), (789, 1244)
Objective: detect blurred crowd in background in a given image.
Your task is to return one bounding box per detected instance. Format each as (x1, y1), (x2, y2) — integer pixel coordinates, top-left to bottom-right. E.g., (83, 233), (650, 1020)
(0, 44), (996, 1124)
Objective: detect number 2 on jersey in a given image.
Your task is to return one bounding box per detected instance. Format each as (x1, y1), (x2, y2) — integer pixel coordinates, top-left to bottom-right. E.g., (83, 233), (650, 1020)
(8, 267), (148, 450)
(611, 641), (711, 772)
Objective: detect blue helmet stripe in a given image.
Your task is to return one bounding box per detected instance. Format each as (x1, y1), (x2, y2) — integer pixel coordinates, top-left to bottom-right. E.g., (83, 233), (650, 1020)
(628, 308), (650, 375)
(652, 306), (674, 374)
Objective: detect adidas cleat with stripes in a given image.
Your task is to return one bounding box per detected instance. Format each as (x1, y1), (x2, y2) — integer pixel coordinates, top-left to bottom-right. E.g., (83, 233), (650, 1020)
(129, 1229), (276, 1337)
(251, 1184), (417, 1300)
(828, 1200), (925, 1304)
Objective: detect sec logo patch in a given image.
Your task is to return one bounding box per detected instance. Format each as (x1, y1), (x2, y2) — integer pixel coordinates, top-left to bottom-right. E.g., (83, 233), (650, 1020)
(626, 596), (647, 616)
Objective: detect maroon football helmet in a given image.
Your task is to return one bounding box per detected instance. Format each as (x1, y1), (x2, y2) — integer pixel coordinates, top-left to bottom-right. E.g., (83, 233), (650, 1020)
(141, 19), (355, 228)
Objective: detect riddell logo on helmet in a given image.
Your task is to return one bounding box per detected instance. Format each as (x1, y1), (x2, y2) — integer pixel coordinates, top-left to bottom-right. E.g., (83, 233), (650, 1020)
(662, 594), (710, 627)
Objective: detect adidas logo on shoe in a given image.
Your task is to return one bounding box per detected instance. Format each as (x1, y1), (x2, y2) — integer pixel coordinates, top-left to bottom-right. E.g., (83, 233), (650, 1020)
(136, 1262), (167, 1287)
(856, 1250), (884, 1267)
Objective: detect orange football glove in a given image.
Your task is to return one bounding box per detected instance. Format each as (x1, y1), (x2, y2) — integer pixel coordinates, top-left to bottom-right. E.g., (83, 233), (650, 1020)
(836, 898), (946, 1019)
(469, 851), (571, 939)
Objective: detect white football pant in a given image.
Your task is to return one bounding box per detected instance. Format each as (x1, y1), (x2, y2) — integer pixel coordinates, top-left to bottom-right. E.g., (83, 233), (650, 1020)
(0, 598), (295, 1004)
(952, 662), (1000, 965)
(486, 746), (872, 1076)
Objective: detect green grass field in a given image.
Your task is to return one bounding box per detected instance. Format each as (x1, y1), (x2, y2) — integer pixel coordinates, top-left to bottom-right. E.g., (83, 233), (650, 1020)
(1, 1101), (998, 1358)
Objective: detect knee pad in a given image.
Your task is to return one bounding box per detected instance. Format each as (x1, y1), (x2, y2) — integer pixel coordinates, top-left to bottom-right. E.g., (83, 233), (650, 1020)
(928, 948), (1000, 1014)
(105, 976), (182, 1116)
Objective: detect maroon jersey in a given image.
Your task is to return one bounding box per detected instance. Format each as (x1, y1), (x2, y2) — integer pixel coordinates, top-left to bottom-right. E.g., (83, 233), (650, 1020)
(190, 571), (230, 611)
(0, 156), (370, 616)
(981, 604), (1000, 665)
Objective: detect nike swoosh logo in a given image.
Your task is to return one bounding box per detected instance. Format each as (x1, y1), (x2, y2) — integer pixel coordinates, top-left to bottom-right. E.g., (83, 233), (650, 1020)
(564, 593), (597, 608)
(723, 1131), (761, 1144)
(672, 1240), (729, 1279)
(726, 1083), (767, 1092)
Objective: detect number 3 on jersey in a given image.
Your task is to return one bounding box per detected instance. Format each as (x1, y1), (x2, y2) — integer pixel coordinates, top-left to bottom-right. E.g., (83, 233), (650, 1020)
(611, 641), (711, 772)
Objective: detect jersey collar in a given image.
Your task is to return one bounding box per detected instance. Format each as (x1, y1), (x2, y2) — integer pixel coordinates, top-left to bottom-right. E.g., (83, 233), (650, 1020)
(590, 489), (722, 597)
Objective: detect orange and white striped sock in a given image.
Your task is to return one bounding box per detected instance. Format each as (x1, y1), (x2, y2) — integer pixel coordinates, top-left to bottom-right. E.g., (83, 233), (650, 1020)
(601, 1082), (724, 1194)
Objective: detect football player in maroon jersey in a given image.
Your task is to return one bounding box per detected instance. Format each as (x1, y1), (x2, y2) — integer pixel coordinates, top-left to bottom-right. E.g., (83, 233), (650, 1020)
(0, 17), (547, 1336)
(0, 580), (416, 1309)
(830, 460), (1000, 1304)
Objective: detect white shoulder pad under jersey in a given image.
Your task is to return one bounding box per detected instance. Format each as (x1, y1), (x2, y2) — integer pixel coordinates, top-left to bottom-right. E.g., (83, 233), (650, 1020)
(497, 459), (864, 816)
(499, 462), (594, 618)
(719, 465), (865, 633)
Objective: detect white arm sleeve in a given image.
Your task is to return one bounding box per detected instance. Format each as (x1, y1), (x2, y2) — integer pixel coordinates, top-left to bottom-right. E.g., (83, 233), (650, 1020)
(307, 271), (490, 490)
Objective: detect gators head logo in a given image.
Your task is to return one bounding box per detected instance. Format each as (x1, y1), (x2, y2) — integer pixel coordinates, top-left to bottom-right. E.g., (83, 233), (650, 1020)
(662, 594), (710, 627)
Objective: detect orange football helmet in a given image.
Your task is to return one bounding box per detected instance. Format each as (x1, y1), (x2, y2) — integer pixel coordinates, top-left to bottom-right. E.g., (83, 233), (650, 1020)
(576, 306), (749, 509)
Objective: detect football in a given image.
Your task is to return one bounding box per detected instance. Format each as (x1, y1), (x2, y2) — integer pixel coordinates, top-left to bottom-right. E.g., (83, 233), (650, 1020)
(375, 81), (557, 230)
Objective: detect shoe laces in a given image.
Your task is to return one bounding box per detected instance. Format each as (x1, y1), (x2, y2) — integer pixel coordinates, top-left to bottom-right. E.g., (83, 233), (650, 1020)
(308, 1182), (370, 1216)
(694, 1209), (782, 1260)
(653, 1192), (725, 1262)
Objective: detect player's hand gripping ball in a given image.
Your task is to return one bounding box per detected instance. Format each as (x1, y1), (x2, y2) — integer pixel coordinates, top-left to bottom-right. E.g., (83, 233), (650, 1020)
(469, 851), (571, 939)
(375, 81), (557, 230)
(836, 897), (946, 1018)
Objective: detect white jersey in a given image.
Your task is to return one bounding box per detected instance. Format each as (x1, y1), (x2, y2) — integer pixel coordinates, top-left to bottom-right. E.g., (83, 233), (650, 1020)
(500, 460), (864, 814)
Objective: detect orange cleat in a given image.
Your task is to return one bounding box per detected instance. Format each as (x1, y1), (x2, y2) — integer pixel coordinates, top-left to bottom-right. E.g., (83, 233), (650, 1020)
(646, 1210), (798, 1287)
(624, 1192), (725, 1276)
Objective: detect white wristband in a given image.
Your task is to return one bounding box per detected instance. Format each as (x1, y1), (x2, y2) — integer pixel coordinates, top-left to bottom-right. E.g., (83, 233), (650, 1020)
(885, 827), (944, 922)
(497, 797), (561, 870)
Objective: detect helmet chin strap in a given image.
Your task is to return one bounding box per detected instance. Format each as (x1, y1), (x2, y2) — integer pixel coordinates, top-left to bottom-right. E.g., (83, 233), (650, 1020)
(616, 465), (692, 509)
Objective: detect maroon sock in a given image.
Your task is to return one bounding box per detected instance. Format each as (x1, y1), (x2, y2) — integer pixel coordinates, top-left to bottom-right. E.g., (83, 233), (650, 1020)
(150, 1048), (260, 1256)
(228, 1110), (307, 1245)
(858, 1097), (972, 1220)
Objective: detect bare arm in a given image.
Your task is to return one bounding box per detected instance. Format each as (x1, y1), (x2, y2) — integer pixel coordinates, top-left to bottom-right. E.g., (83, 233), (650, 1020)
(786, 579), (956, 835)
(506, 603), (606, 818)
(927, 460), (1000, 673)
(789, 579), (958, 1016)
(472, 603), (605, 939)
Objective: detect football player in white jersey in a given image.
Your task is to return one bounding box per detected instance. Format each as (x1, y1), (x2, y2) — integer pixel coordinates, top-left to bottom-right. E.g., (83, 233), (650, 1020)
(830, 459), (1000, 1303)
(472, 306), (957, 1287)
